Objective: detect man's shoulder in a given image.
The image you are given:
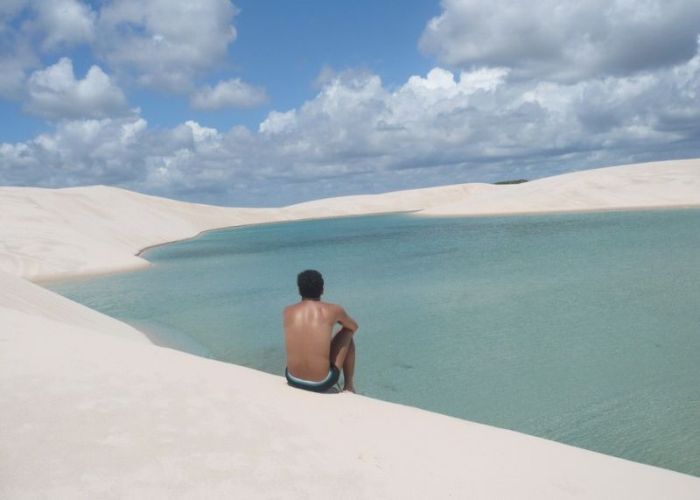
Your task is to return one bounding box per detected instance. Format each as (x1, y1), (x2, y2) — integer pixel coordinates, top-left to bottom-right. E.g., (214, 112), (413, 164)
(283, 301), (344, 315)
(320, 301), (346, 315)
(283, 303), (299, 315)
(319, 300), (339, 309)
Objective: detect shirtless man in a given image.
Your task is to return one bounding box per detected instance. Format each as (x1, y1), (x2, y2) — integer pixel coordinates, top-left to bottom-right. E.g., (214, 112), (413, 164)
(283, 269), (358, 393)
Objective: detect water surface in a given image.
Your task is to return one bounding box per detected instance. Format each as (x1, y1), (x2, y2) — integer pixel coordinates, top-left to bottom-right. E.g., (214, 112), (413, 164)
(50, 209), (700, 476)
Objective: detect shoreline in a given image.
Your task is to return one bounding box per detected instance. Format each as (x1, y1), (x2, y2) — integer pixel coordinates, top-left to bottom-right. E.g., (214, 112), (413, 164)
(41, 211), (423, 287)
(135, 209), (420, 260)
(2, 158), (700, 497)
(37, 203), (700, 288)
(22, 157), (700, 284)
(418, 202), (700, 219)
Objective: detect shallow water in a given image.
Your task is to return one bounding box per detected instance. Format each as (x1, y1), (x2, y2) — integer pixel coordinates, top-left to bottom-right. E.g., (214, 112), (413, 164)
(50, 209), (700, 476)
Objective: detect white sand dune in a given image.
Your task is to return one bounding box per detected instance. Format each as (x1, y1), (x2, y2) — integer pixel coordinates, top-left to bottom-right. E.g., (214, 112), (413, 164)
(2, 159), (700, 498)
(0, 269), (148, 344)
(2, 307), (698, 499)
(421, 158), (700, 216)
(284, 182), (498, 216)
(0, 182), (484, 282)
(0, 185), (280, 281)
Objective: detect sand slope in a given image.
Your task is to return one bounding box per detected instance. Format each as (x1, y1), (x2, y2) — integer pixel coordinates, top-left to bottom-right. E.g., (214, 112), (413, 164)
(2, 318), (699, 499)
(0, 183), (482, 282)
(421, 159), (700, 216)
(2, 159), (697, 282)
(0, 270), (148, 343)
(2, 159), (700, 497)
(0, 185), (280, 281)
(284, 182), (498, 216)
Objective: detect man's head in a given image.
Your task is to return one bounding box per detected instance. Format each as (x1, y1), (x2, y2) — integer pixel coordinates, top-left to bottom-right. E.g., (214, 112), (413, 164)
(297, 269), (324, 299)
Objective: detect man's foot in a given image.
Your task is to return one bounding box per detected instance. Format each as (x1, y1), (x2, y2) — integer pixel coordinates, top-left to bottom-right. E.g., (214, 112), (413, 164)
(343, 384), (356, 393)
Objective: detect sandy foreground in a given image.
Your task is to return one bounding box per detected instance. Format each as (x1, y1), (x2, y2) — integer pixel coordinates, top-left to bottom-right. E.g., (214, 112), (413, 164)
(1, 159), (700, 498)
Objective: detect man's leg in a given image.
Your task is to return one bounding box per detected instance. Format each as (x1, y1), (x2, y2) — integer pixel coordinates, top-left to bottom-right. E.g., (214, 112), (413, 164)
(343, 338), (355, 392)
(330, 328), (356, 392)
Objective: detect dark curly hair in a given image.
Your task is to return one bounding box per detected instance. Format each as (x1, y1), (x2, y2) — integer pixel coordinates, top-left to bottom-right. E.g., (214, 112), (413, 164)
(297, 269), (324, 299)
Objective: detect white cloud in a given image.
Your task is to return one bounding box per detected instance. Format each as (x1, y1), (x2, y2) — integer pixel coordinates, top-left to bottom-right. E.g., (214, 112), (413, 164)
(0, 115), (149, 187)
(2, 0), (699, 206)
(190, 79), (267, 110)
(182, 120), (220, 143)
(420, 0), (700, 81)
(95, 0), (238, 91)
(34, 0), (96, 50)
(4, 47), (699, 206)
(259, 110), (297, 135)
(0, 2), (36, 99)
(0, 51), (34, 100)
(25, 57), (127, 119)
(0, 0), (96, 100)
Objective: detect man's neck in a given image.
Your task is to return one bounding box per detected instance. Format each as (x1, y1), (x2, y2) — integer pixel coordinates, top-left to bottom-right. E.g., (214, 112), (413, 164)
(301, 297), (321, 302)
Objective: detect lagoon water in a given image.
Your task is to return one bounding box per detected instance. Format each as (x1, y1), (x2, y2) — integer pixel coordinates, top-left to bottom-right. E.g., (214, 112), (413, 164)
(50, 209), (700, 476)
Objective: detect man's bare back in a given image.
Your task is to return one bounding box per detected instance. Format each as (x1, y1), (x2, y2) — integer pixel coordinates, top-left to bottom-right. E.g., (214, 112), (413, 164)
(284, 270), (358, 393)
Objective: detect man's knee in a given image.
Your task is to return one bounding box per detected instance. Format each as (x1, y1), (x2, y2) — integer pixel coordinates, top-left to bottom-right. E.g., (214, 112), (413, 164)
(333, 328), (353, 345)
(331, 330), (352, 362)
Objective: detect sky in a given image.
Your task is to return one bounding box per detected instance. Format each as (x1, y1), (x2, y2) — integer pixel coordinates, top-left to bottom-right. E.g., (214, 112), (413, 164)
(1, 0), (699, 206)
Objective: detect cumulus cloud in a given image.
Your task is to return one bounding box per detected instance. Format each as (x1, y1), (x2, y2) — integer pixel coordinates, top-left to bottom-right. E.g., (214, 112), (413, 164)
(2, 0), (699, 205)
(0, 3), (36, 99)
(34, 0), (96, 50)
(95, 0), (238, 91)
(0, 48), (35, 100)
(420, 0), (700, 81)
(0, 0), (244, 100)
(0, 110), (257, 202)
(190, 78), (267, 110)
(4, 47), (699, 206)
(0, 115), (148, 187)
(0, 0), (96, 99)
(25, 57), (127, 119)
(1, 1), (95, 52)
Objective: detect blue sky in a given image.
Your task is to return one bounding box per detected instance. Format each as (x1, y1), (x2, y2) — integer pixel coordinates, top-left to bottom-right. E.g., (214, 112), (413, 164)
(2, 0), (440, 137)
(1, 1), (699, 206)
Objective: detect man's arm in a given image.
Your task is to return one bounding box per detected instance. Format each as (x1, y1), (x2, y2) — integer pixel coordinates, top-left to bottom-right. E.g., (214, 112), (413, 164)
(335, 306), (358, 333)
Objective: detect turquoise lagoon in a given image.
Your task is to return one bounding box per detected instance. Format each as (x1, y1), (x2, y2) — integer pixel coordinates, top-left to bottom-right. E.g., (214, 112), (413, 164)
(49, 209), (700, 476)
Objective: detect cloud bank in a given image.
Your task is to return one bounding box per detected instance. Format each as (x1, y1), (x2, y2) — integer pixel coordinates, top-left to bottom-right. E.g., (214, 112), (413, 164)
(3, 51), (699, 205)
(420, 0), (700, 81)
(0, 0), (699, 205)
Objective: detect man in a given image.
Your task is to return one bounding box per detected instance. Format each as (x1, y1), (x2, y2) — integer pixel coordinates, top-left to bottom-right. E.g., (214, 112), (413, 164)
(283, 269), (358, 393)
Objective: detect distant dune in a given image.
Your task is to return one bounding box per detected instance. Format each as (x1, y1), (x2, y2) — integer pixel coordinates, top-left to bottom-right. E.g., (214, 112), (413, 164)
(0, 182), (490, 281)
(421, 158), (700, 216)
(3, 159), (698, 282)
(2, 159), (700, 498)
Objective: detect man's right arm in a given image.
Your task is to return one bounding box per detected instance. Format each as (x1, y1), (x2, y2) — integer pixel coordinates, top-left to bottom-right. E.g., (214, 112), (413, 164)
(336, 306), (358, 333)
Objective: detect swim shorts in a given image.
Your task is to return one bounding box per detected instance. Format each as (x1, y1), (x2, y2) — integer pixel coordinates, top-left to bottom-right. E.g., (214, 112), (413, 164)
(285, 365), (340, 392)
